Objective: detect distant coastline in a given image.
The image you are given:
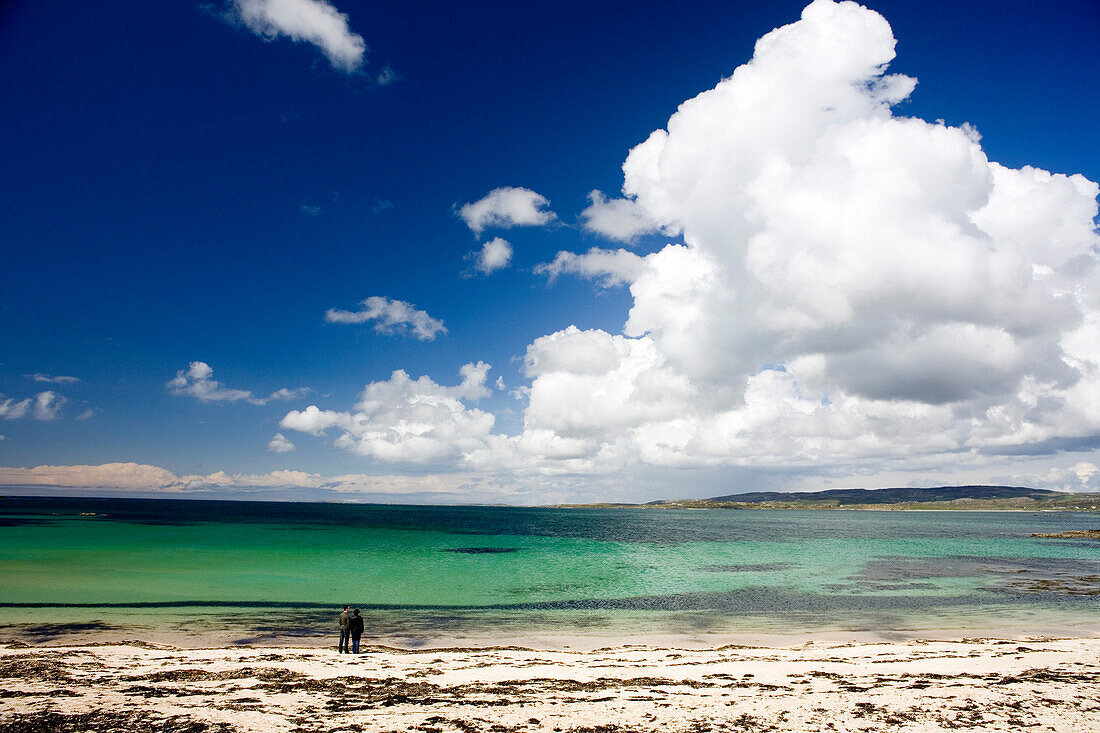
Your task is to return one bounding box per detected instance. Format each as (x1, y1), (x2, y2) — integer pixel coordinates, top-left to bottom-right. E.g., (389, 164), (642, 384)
(557, 485), (1100, 512)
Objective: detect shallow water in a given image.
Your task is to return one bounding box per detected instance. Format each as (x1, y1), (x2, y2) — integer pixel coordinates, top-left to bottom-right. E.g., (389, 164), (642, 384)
(0, 497), (1097, 645)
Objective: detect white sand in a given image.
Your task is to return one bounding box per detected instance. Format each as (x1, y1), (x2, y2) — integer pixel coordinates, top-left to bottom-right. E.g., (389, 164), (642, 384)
(2, 638), (1099, 731)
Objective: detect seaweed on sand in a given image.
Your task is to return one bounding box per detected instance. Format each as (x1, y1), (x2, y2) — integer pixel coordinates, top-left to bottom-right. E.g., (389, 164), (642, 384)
(0, 710), (235, 733)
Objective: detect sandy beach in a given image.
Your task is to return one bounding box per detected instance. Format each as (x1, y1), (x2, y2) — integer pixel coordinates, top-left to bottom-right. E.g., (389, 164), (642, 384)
(2, 637), (1098, 732)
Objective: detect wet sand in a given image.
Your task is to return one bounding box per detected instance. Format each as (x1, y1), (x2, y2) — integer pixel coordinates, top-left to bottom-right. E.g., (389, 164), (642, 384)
(2, 637), (1098, 732)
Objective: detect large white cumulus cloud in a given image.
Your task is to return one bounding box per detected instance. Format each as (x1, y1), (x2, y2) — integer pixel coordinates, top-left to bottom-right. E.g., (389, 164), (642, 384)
(285, 0), (1099, 483)
(522, 0), (1099, 474)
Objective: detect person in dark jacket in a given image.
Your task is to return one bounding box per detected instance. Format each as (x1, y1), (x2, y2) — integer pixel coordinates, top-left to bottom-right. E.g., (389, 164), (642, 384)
(349, 608), (364, 653)
(337, 605), (350, 653)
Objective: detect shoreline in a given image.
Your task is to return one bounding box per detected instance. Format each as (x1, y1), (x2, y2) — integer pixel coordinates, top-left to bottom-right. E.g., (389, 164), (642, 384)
(5, 612), (1100, 651)
(3, 636), (1098, 732)
(6, 630), (1100, 653)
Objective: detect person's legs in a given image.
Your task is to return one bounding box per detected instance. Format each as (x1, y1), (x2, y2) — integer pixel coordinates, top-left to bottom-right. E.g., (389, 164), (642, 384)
(352, 634), (361, 653)
(339, 629), (349, 653)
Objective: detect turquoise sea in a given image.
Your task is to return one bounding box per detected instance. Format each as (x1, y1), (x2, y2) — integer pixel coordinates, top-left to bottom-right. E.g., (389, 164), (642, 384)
(0, 497), (1097, 646)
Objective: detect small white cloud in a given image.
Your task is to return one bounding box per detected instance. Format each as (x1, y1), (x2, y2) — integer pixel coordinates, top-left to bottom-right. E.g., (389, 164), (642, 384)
(580, 190), (659, 243)
(535, 247), (646, 288)
(168, 362), (252, 402)
(324, 296), (447, 340)
(458, 187), (555, 235)
(0, 396), (31, 420)
(300, 204), (321, 216)
(227, 0), (367, 73)
(75, 408), (98, 421)
(33, 391), (66, 421)
(466, 237), (513, 275)
(27, 373), (80, 384)
(279, 404), (349, 436)
(167, 362), (307, 405)
(268, 432), (296, 453)
(495, 376), (506, 391)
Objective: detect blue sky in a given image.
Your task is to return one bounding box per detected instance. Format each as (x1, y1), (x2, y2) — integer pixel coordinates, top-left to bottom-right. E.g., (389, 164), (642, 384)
(1, 0), (1098, 503)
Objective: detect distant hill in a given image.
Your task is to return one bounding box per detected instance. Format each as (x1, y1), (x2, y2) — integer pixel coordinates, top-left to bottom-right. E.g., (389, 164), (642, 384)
(704, 485), (1055, 505)
(562, 485), (1098, 511)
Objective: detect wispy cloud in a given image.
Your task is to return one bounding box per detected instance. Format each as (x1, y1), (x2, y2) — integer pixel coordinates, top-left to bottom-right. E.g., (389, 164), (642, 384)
(375, 65), (398, 86)
(27, 373), (80, 384)
(0, 396), (30, 420)
(324, 296), (446, 341)
(2, 391), (67, 421)
(167, 362), (309, 405)
(33, 391), (66, 421)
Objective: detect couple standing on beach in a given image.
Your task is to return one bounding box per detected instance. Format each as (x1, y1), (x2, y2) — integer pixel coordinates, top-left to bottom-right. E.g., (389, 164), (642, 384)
(338, 605), (364, 654)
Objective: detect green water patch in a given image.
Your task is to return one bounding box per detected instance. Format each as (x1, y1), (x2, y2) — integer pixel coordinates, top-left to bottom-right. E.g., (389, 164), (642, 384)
(1, 519), (1098, 606)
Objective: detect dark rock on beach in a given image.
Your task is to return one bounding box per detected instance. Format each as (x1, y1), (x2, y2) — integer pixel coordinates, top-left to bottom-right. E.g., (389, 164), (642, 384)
(1031, 530), (1100, 540)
